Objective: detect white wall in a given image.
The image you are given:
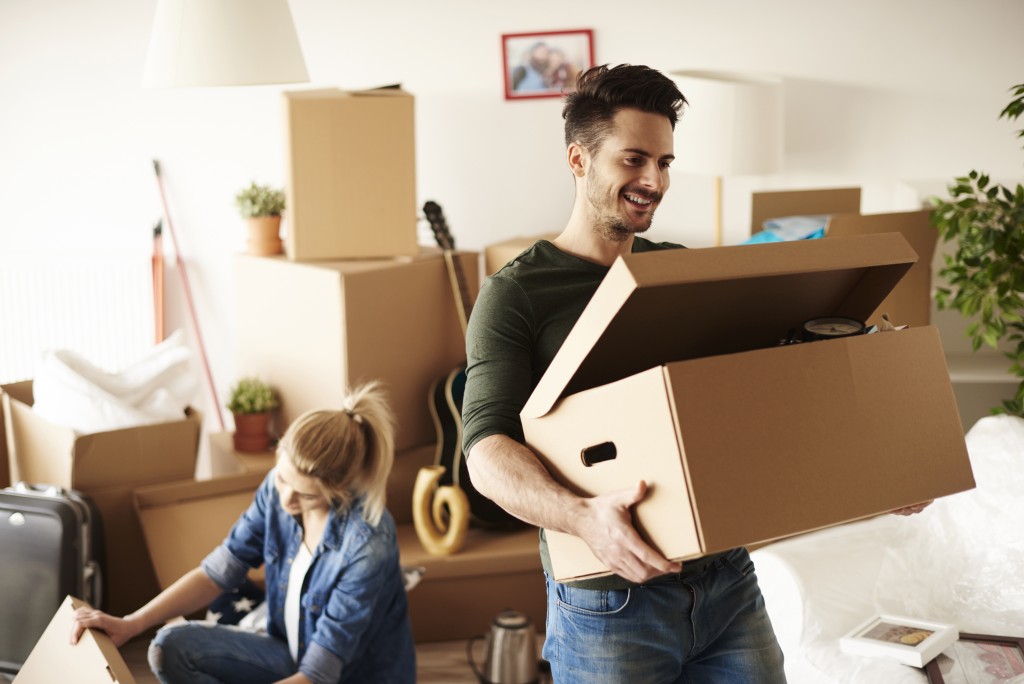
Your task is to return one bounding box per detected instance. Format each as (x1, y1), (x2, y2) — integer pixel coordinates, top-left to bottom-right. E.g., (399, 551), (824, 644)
(2, 0), (1022, 421)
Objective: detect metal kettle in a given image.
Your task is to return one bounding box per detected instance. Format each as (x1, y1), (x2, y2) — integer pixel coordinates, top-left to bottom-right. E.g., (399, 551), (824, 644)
(469, 610), (539, 684)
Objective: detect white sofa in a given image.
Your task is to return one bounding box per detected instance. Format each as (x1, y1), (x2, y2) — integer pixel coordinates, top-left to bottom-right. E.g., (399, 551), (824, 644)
(751, 415), (1024, 683)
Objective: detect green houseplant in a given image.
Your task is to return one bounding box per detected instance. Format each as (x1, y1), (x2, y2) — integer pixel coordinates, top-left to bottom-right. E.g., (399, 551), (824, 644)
(235, 181), (286, 256)
(931, 83), (1024, 417)
(227, 376), (280, 453)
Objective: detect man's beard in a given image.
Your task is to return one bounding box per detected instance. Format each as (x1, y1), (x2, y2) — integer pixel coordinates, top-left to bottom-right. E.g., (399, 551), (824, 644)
(589, 186), (660, 244)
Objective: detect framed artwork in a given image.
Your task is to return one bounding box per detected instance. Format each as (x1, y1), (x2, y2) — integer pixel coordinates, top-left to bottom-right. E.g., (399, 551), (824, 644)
(925, 633), (1024, 683)
(839, 615), (959, 668)
(501, 29), (595, 100)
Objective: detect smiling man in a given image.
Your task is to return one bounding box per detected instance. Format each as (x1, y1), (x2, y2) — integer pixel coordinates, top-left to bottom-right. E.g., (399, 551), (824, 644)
(461, 64), (788, 683)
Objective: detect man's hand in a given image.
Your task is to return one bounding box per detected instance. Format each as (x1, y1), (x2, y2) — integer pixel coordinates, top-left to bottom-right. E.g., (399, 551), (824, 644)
(574, 480), (681, 584)
(891, 500), (933, 516)
(70, 608), (141, 648)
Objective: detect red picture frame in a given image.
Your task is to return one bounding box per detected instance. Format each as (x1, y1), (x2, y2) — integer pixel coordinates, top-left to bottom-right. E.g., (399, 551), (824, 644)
(501, 29), (595, 100)
(925, 633), (1024, 683)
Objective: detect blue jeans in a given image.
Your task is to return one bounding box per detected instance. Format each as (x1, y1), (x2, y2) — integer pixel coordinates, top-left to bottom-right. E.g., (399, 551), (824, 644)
(148, 622), (296, 684)
(543, 548), (786, 683)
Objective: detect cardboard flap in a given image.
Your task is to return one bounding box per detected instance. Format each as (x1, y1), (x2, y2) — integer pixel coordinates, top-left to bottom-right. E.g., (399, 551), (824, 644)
(135, 472), (267, 589)
(750, 187), (861, 233)
(14, 595), (136, 684)
(2, 388), (76, 485)
(522, 232), (918, 419)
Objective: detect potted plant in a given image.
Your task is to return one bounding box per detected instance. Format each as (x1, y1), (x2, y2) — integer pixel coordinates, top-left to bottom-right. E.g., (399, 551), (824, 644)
(235, 181), (286, 256)
(227, 376), (280, 452)
(931, 82), (1024, 417)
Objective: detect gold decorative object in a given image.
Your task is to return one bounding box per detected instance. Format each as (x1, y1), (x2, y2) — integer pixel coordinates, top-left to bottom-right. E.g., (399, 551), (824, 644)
(412, 465), (470, 556)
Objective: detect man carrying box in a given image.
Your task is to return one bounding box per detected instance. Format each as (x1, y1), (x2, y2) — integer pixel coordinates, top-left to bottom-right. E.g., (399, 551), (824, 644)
(463, 63), (934, 683)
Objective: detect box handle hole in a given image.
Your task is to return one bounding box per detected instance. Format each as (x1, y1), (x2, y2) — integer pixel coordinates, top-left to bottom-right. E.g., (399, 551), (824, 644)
(581, 442), (617, 467)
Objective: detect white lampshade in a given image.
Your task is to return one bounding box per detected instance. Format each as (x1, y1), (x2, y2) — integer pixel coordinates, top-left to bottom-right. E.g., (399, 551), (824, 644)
(143, 0), (309, 88)
(670, 70), (783, 176)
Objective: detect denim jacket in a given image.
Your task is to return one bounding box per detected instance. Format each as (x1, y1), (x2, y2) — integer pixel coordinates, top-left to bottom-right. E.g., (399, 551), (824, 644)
(201, 469), (415, 684)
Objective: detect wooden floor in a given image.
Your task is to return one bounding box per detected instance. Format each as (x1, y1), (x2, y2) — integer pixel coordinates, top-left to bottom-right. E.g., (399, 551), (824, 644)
(122, 634), (551, 683)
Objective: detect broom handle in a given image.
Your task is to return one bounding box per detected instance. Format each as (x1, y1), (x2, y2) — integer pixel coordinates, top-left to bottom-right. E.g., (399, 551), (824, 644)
(152, 159), (226, 431)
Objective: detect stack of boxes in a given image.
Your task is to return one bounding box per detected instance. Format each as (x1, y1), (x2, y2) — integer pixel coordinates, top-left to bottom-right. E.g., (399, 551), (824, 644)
(228, 86), (545, 641)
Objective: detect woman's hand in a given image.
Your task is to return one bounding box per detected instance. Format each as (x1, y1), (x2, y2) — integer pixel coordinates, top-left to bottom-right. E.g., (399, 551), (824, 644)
(70, 608), (142, 648)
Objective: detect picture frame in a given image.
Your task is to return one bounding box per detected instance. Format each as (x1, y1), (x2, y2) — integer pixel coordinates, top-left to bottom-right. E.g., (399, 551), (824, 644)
(839, 615), (959, 668)
(501, 29), (595, 100)
(925, 633), (1024, 683)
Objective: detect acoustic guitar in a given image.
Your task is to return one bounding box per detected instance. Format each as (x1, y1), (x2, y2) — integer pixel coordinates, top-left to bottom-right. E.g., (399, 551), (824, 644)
(424, 201), (518, 528)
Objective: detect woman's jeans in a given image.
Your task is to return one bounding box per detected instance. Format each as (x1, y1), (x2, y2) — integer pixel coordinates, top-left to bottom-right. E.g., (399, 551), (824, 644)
(148, 623), (295, 684)
(543, 547), (787, 683)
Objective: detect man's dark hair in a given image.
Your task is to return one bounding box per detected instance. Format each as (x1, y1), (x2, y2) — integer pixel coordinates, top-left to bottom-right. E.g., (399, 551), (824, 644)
(562, 64), (687, 151)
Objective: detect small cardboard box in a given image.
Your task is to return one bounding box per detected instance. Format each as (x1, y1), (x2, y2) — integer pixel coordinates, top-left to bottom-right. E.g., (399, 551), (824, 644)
(0, 381), (201, 614)
(235, 249), (478, 452)
(749, 188), (936, 328)
(520, 233), (974, 582)
(484, 233), (559, 276)
(13, 595), (136, 684)
(134, 472), (267, 590)
(283, 87), (418, 261)
(827, 209), (937, 328)
(200, 431), (276, 480)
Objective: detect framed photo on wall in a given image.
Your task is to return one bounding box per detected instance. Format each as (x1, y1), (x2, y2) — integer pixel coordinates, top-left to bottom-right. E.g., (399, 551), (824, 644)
(501, 29), (594, 100)
(925, 633), (1024, 683)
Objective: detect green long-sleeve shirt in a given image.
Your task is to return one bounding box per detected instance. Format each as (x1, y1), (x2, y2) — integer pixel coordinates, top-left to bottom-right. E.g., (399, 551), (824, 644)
(462, 237), (684, 588)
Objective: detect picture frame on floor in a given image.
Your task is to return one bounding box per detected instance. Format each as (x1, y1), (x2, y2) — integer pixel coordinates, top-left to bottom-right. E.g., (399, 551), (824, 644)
(839, 614), (959, 668)
(925, 633), (1024, 683)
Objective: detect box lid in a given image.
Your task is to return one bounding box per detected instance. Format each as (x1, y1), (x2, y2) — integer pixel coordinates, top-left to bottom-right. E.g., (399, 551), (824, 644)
(134, 472), (266, 589)
(14, 595), (136, 683)
(522, 232), (918, 419)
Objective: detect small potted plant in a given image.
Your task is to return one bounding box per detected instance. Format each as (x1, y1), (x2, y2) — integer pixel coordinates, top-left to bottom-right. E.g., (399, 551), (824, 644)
(235, 181), (286, 256)
(226, 376), (280, 453)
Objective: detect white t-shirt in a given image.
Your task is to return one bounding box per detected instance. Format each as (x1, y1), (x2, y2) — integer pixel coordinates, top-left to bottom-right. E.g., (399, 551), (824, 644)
(285, 543), (315, 662)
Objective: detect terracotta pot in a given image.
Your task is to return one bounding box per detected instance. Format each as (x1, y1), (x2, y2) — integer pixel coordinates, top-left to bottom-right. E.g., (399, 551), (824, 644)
(233, 412), (273, 453)
(246, 216), (283, 256)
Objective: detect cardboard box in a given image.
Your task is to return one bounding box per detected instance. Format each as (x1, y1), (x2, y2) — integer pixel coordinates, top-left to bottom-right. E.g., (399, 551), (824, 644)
(134, 472), (267, 590)
(200, 431), (277, 480)
(0, 381), (201, 615)
(519, 233), (974, 582)
(386, 442), (435, 526)
(827, 209), (936, 328)
(14, 595), (136, 684)
(235, 249), (478, 452)
(484, 233), (559, 276)
(283, 87), (418, 261)
(397, 525), (544, 643)
(750, 187), (861, 234)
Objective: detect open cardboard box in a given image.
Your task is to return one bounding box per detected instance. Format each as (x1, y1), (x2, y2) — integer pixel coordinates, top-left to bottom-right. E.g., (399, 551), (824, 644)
(0, 380), (201, 615)
(134, 472), (267, 590)
(520, 233), (975, 582)
(13, 595), (135, 684)
(750, 187), (937, 328)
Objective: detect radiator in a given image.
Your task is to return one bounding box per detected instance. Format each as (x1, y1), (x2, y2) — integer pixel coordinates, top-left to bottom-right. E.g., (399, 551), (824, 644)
(0, 253), (155, 385)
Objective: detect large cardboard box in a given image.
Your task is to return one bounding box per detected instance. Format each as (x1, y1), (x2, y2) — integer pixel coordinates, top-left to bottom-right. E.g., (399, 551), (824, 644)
(14, 596), (136, 684)
(0, 381), (201, 615)
(199, 431), (276, 480)
(235, 250), (478, 452)
(134, 472), (266, 590)
(283, 87), (418, 261)
(484, 233), (559, 276)
(520, 233), (975, 582)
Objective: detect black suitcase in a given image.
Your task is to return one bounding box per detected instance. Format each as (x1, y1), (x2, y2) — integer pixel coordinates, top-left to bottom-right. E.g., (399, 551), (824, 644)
(0, 483), (105, 675)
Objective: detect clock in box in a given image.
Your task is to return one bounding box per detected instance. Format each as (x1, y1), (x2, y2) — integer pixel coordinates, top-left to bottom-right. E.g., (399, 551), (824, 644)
(520, 232), (976, 582)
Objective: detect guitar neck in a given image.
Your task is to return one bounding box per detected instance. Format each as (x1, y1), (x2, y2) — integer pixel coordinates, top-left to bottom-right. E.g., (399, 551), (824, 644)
(442, 249), (472, 339)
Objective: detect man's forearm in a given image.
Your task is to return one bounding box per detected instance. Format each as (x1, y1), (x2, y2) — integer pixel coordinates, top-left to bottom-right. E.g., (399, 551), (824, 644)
(467, 434), (587, 535)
